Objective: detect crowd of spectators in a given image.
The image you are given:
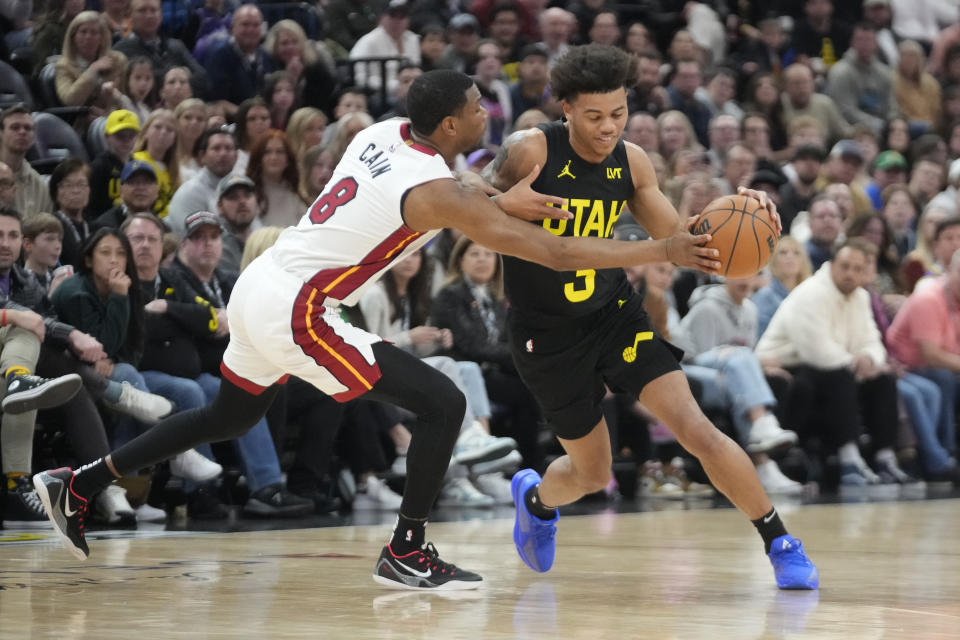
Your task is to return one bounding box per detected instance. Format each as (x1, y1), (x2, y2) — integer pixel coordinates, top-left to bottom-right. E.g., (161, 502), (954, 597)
(2, 0), (960, 529)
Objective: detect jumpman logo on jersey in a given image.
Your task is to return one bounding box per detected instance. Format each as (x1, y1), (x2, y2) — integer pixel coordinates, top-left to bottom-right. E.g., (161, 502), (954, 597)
(557, 160), (576, 180)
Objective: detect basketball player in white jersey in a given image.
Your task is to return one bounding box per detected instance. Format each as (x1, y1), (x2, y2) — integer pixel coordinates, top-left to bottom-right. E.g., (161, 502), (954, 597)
(33, 70), (720, 591)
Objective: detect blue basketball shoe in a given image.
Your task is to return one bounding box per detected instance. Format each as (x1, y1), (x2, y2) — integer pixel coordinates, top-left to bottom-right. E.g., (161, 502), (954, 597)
(511, 469), (558, 572)
(768, 534), (819, 589)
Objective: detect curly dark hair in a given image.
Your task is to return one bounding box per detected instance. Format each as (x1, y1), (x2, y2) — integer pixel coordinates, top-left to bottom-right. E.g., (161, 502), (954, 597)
(549, 44), (638, 103)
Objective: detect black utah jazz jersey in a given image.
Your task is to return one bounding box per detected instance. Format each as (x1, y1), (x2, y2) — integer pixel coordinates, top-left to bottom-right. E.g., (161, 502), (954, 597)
(503, 120), (636, 326)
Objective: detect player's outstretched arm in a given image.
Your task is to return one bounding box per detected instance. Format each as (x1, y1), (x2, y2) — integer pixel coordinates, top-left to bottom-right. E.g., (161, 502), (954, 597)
(480, 129), (571, 222)
(403, 178), (721, 272)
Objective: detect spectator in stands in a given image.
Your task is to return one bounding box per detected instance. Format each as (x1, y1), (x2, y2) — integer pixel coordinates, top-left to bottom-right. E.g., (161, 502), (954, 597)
(623, 20), (652, 55)
(668, 58), (711, 147)
(886, 248), (960, 481)
(438, 13), (480, 74)
(804, 194), (843, 269)
(32, 0), (85, 74)
(93, 159), (159, 230)
(826, 23), (895, 134)
(417, 24), (446, 73)
(742, 72), (787, 151)
(324, 0), (383, 52)
(298, 144), (334, 205)
(246, 129), (302, 228)
(350, 0), (421, 100)
(0, 162), (14, 208)
(157, 66), (192, 111)
(697, 67), (743, 121)
(174, 98), (207, 182)
(113, 0), (208, 98)
(865, 150), (908, 211)
(204, 4), (272, 108)
(47, 158), (91, 269)
(232, 97), (271, 174)
(904, 205), (953, 289)
(474, 40), (512, 148)
(628, 50), (670, 116)
(285, 108), (327, 161)
(101, 0), (132, 42)
(753, 235), (813, 338)
(263, 20), (338, 117)
(587, 10), (620, 47)
(733, 17), (787, 77)
(656, 110), (700, 162)
(509, 44), (550, 125)
(486, 2), (529, 79)
(375, 62), (422, 121)
(742, 113), (774, 162)
(133, 109), (179, 219)
(879, 184), (917, 259)
(848, 212), (907, 304)
(917, 216), (960, 288)
(167, 126), (237, 235)
(214, 174), (258, 272)
(181, 0), (229, 54)
(883, 117), (911, 155)
(909, 156), (945, 210)
(0, 106), (52, 218)
(624, 113), (658, 154)
(328, 112), (375, 164)
(719, 143), (757, 194)
(88, 109), (139, 220)
(789, 0), (851, 66)
(119, 57), (155, 125)
(22, 213), (64, 291)
(538, 7), (574, 64)
(705, 114), (740, 170)
(54, 12), (126, 114)
(781, 63), (851, 145)
(817, 140), (872, 217)
(168, 210), (314, 516)
(263, 71), (296, 130)
(894, 40), (942, 130)
(755, 238), (907, 487)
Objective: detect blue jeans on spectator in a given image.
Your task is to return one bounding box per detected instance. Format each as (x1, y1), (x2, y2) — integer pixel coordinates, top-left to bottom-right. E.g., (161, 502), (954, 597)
(195, 372), (283, 492)
(691, 347), (777, 443)
(456, 360), (491, 421)
(109, 362), (151, 447)
(897, 373), (952, 473)
(913, 367), (957, 461)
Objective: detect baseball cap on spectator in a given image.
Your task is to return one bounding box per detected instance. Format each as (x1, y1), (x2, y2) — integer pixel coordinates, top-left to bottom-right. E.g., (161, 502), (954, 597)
(217, 174), (256, 201)
(385, 0), (410, 16)
(105, 110), (140, 135)
(830, 140), (864, 164)
(120, 159), (157, 183)
(873, 150), (907, 171)
(519, 43), (550, 62)
(184, 210), (223, 237)
(449, 13), (480, 32)
(793, 144), (826, 162)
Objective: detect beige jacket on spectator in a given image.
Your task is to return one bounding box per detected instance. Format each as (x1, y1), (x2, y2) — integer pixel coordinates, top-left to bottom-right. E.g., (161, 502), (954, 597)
(13, 161), (53, 220)
(780, 93), (852, 145)
(755, 263), (887, 369)
(54, 50), (127, 108)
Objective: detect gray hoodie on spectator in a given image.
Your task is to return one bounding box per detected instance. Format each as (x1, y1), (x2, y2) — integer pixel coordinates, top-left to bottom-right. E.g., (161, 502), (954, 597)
(673, 284), (759, 360)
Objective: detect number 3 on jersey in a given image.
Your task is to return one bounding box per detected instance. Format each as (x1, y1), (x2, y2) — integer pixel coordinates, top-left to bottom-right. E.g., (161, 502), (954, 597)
(308, 177), (358, 224)
(564, 269), (595, 302)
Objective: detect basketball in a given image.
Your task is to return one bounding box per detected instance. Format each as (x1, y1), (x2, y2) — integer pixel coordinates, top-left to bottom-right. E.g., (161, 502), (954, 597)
(693, 194), (778, 278)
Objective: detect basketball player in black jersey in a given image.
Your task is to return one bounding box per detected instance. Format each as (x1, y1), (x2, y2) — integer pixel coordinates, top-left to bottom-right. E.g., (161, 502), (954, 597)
(482, 45), (819, 589)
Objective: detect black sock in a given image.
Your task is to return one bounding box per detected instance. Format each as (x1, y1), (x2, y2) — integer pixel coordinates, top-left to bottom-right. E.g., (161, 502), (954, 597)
(390, 514), (426, 555)
(71, 458), (117, 499)
(752, 507), (788, 554)
(524, 484), (556, 520)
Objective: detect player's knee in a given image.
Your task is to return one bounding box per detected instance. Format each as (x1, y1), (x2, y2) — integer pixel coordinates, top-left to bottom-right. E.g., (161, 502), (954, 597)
(428, 374), (466, 428)
(575, 462), (613, 493)
(674, 414), (724, 457)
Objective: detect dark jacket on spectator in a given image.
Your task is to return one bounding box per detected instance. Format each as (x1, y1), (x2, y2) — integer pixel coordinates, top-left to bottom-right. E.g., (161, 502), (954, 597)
(0, 264), (76, 350)
(205, 38), (275, 106)
(788, 18), (851, 65)
(667, 85), (711, 147)
(87, 151), (125, 220)
(92, 204), (135, 232)
(431, 279), (514, 372)
(168, 256), (236, 374)
(113, 32), (210, 97)
(138, 268), (219, 378)
(51, 273), (135, 363)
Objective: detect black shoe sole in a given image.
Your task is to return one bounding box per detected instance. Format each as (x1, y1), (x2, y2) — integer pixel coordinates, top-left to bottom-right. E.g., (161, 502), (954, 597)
(2, 374), (83, 415)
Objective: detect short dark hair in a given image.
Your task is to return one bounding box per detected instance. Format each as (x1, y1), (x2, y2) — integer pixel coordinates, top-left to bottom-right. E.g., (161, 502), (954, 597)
(0, 206), (23, 227)
(49, 157), (90, 202)
(0, 104), (30, 129)
(837, 236), (876, 258)
(549, 44), (637, 102)
(406, 69), (475, 136)
(934, 216), (960, 242)
(194, 125), (236, 157)
(120, 212), (166, 235)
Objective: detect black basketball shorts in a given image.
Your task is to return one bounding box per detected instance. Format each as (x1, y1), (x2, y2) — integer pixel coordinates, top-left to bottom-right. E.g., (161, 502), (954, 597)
(509, 294), (683, 440)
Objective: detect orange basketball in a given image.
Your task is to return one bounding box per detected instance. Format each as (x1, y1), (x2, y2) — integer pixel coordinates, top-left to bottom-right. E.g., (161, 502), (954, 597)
(693, 195), (778, 278)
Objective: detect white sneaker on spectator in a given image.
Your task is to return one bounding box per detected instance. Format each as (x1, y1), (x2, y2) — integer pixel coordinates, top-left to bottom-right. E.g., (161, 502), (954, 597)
(639, 461), (684, 499)
(105, 382), (174, 423)
(170, 449), (222, 482)
(664, 457), (715, 497)
(747, 415), (798, 453)
(471, 450), (523, 475)
(756, 460), (803, 495)
(353, 476), (403, 510)
(95, 484), (136, 525)
(135, 502), (168, 522)
(472, 473), (513, 504)
(437, 477), (495, 507)
(453, 422), (517, 466)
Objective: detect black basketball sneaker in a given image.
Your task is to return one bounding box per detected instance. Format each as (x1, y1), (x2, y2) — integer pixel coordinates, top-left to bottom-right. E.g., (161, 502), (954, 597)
(32, 468), (90, 560)
(373, 542), (483, 590)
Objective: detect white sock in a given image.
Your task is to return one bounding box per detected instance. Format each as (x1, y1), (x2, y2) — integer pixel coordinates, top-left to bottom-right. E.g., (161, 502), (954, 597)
(839, 442), (861, 465)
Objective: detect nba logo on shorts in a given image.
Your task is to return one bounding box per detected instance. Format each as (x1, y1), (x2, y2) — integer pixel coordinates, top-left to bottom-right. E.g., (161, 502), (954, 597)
(525, 339), (534, 353)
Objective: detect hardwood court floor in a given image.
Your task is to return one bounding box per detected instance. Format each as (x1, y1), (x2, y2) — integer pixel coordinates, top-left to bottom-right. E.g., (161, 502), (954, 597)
(1, 499), (958, 639)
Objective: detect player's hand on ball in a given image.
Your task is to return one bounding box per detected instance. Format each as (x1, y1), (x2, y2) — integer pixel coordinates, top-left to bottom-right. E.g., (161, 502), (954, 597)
(737, 186), (782, 235)
(664, 229), (721, 274)
(495, 164), (572, 222)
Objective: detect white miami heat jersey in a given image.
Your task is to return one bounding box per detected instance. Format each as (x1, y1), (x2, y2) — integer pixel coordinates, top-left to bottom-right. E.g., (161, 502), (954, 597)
(268, 119), (450, 307)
